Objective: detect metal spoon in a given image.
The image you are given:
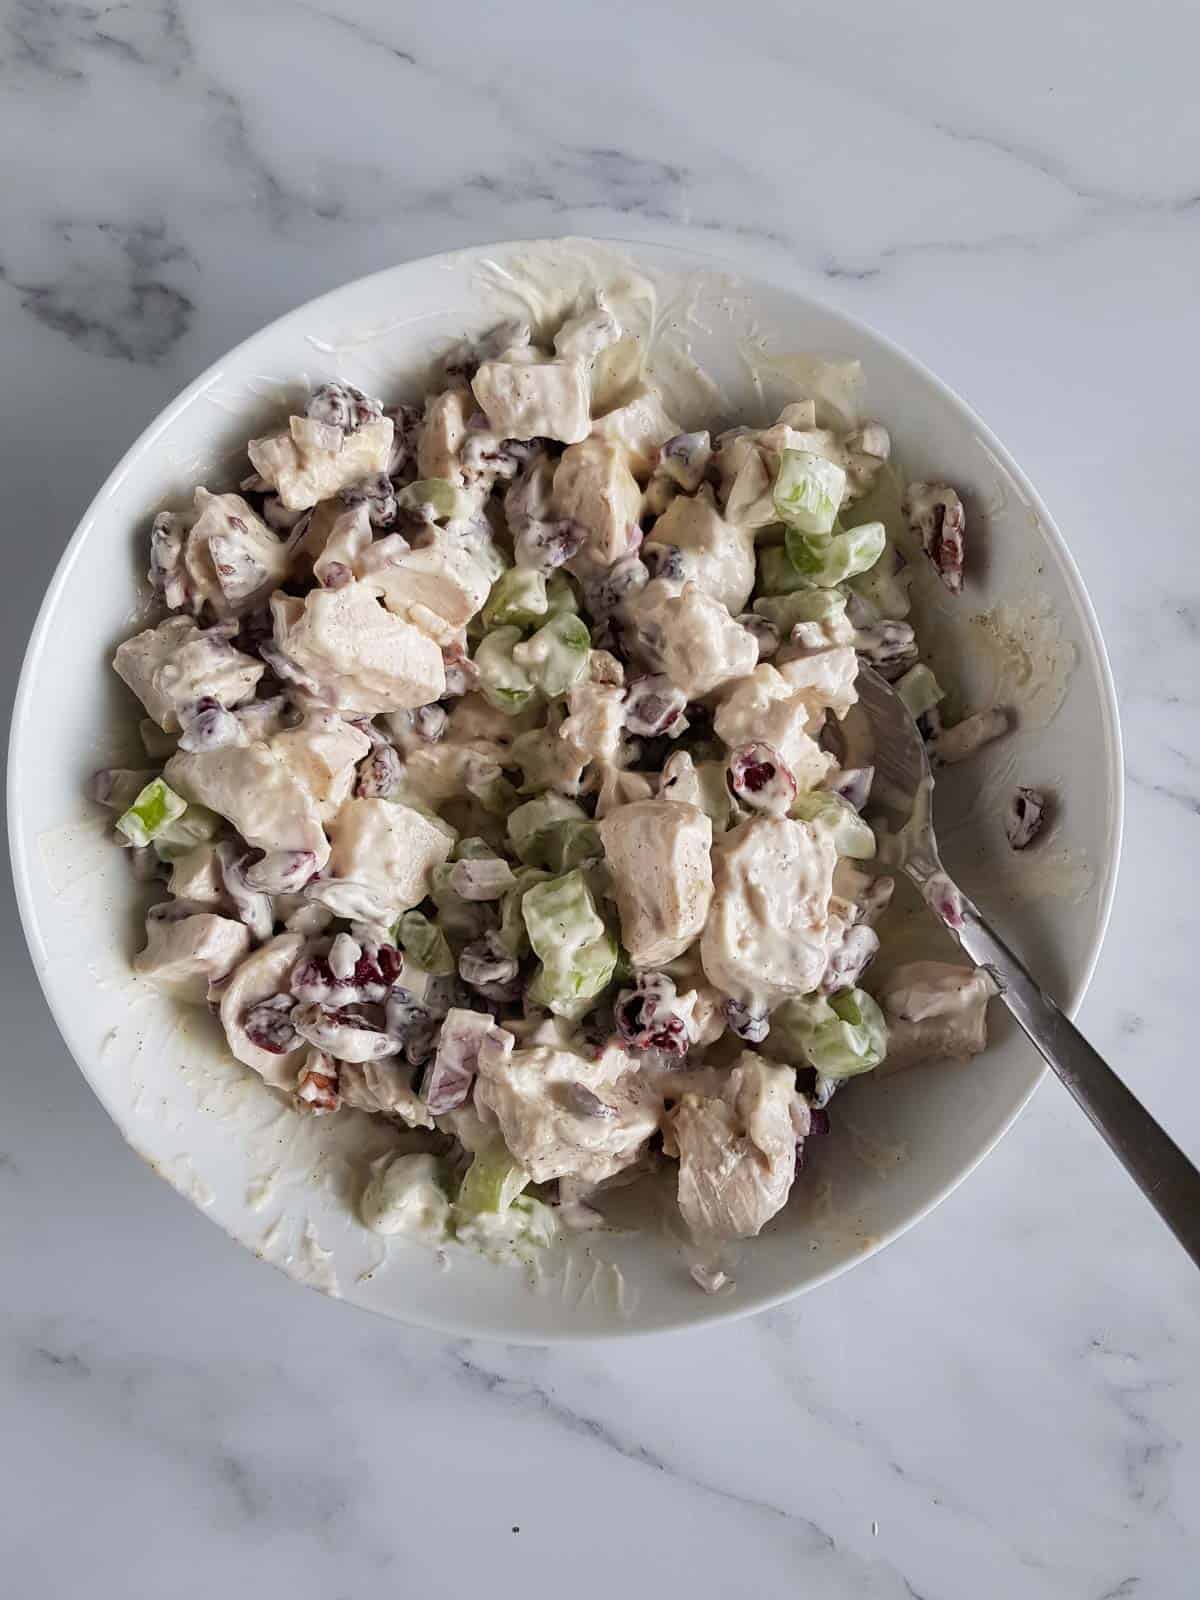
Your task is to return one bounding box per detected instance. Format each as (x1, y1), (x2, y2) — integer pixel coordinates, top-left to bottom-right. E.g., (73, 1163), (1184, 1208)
(856, 665), (1200, 1266)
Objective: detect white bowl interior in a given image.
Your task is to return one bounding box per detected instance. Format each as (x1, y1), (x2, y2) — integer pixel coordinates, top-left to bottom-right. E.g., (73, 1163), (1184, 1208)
(9, 239), (1121, 1339)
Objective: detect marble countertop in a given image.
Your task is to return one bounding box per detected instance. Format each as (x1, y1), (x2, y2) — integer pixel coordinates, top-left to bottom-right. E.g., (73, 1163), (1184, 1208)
(3, 2), (1198, 1594)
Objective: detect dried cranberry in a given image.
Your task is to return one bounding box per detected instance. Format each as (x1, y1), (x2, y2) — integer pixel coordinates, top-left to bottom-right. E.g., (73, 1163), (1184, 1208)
(644, 544), (686, 581)
(614, 973), (690, 1056)
(339, 471), (396, 528)
(1006, 786), (1047, 850)
(306, 382), (383, 434)
(385, 403), (422, 477)
(514, 519), (584, 573)
(355, 743), (404, 799)
(727, 742), (797, 815)
(319, 560), (353, 590)
(583, 554), (649, 619)
(854, 620), (917, 680)
(458, 933), (519, 991)
(243, 995), (298, 1054)
(737, 613), (780, 660)
(624, 675), (688, 738)
(178, 699), (242, 753)
(723, 998), (769, 1043)
(904, 483), (966, 595)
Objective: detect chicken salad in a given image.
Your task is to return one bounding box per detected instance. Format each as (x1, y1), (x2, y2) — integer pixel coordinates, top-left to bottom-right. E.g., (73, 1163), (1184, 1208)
(94, 300), (1015, 1289)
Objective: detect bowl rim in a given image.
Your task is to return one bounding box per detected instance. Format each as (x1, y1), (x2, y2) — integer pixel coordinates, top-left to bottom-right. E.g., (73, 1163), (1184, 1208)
(7, 235), (1124, 1340)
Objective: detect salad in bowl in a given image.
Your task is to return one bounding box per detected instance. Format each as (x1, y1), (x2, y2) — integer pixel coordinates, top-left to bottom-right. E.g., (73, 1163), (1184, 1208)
(90, 281), (1026, 1292)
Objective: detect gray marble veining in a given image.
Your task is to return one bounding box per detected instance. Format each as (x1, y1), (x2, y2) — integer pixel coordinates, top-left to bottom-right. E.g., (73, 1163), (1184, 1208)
(3, 1), (1200, 1596)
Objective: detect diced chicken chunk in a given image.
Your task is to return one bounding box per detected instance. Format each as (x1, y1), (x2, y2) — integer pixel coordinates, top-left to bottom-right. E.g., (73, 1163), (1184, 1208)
(417, 387), (473, 484)
(598, 799), (713, 967)
(702, 816), (839, 1006)
(559, 679), (625, 768)
(218, 932), (309, 1087)
(339, 1060), (434, 1129)
(134, 910), (251, 1004)
(268, 713), (370, 823)
(713, 665), (835, 790)
(590, 387), (680, 478)
(247, 414), (394, 511)
(326, 798), (452, 917)
(372, 526), (501, 638)
(166, 742), (329, 867)
(182, 489), (292, 617)
(778, 646), (860, 722)
(471, 359), (590, 444)
(644, 489), (755, 615)
(554, 438), (642, 567)
(400, 741), (507, 809)
(113, 616), (264, 733)
(669, 1054), (797, 1242)
(474, 1040), (659, 1184)
(168, 844), (226, 904)
(876, 962), (994, 1070)
(553, 305), (620, 365)
(633, 581), (758, 699)
(310, 502), (372, 590)
(270, 581), (445, 713)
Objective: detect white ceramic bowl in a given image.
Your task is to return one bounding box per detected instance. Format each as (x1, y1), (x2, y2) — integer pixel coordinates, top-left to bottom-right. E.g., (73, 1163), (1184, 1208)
(9, 238), (1122, 1340)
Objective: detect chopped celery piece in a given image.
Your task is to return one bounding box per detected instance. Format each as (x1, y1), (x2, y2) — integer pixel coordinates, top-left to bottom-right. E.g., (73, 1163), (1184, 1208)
(790, 791), (876, 859)
(784, 521), (886, 588)
(394, 910), (455, 978)
(482, 569), (577, 629)
(522, 869), (617, 1018)
(455, 1142), (530, 1218)
(753, 588), (849, 632)
(756, 544), (808, 597)
(527, 928), (618, 1020)
(396, 477), (473, 522)
(773, 449), (846, 536)
(115, 778), (187, 848)
(522, 819), (602, 873)
(895, 663), (945, 720)
(522, 869), (605, 960)
(474, 627), (539, 715)
(769, 988), (887, 1078)
(483, 567), (549, 629)
(151, 803), (223, 861)
(497, 867), (551, 957)
(512, 613), (590, 698)
(429, 863), (490, 943)
(848, 545), (911, 620)
(508, 793), (587, 862)
(452, 835), (496, 861)
(543, 573), (578, 618)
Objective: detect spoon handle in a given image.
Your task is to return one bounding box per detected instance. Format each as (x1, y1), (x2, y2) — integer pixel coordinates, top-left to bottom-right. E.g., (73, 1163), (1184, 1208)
(949, 894), (1200, 1268)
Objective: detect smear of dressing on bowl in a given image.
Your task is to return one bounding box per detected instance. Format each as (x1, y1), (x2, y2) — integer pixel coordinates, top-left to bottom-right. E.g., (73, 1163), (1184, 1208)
(966, 595), (1078, 731)
(165, 1154), (215, 1209)
(296, 1221), (340, 1297)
